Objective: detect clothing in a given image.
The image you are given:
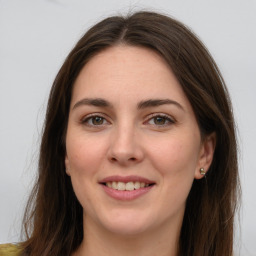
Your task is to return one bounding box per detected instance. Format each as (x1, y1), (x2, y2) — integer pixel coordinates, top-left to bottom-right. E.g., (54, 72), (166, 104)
(0, 244), (22, 256)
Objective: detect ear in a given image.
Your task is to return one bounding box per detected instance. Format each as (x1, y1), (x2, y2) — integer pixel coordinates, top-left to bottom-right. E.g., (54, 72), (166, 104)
(65, 155), (71, 176)
(194, 132), (216, 179)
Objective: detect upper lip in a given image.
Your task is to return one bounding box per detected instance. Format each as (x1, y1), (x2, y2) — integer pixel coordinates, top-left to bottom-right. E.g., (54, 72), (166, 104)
(99, 175), (155, 184)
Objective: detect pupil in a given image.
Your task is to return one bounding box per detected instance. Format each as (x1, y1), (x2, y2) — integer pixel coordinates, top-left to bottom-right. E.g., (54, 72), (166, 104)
(93, 117), (103, 125)
(154, 117), (165, 125)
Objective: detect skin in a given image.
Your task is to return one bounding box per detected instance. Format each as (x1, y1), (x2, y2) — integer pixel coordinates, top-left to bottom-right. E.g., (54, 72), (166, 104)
(65, 46), (215, 256)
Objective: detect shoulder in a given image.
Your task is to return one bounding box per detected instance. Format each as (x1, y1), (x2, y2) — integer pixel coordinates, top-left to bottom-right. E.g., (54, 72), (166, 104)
(0, 244), (22, 256)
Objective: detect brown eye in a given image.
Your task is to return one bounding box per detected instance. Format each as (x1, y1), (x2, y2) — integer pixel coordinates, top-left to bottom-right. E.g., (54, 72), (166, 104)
(147, 114), (174, 126)
(154, 116), (166, 125)
(82, 115), (108, 126)
(92, 116), (104, 125)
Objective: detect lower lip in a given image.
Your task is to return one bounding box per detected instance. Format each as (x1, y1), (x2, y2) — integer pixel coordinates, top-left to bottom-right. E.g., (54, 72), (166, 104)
(101, 184), (154, 201)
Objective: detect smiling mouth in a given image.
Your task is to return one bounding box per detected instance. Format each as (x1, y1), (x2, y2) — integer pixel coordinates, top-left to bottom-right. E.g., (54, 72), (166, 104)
(100, 176), (156, 200)
(102, 181), (155, 191)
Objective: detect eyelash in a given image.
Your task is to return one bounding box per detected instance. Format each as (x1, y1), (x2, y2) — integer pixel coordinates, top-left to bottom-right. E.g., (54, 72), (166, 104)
(145, 113), (175, 127)
(80, 113), (175, 128)
(81, 113), (110, 127)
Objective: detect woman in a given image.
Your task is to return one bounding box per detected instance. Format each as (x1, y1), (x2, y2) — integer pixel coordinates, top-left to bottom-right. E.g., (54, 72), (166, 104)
(0, 11), (240, 256)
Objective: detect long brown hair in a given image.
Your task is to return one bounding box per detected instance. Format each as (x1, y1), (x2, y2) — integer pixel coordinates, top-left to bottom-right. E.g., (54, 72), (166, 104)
(21, 11), (240, 256)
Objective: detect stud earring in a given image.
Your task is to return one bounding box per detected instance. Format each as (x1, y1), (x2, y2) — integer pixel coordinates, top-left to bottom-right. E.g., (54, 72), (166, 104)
(200, 168), (206, 175)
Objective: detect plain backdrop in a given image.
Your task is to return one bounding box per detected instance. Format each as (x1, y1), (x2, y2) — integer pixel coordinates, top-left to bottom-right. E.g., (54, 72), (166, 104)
(0, 0), (255, 255)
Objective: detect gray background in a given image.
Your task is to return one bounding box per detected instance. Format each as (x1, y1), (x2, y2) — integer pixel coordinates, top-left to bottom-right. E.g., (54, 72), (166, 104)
(0, 0), (255, 255)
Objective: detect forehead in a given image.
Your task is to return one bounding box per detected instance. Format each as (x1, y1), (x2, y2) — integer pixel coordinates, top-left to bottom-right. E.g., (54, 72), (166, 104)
(71, 45), (190, 108)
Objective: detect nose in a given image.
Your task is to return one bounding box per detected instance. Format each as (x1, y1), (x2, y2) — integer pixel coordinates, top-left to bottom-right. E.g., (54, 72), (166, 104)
(107, 123), (144, 166)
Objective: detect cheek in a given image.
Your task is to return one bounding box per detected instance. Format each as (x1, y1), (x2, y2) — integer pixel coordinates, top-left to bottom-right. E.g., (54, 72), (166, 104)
(65, 134), (108, 211)
(148, 135), (201, 213)
(147, 134), (200, 179)
(66, 133), (108, 174)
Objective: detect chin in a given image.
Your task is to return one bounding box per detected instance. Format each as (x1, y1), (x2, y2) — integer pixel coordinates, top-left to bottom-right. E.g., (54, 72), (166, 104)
(98, 210), (154, 236)
(105, 222), (148, 236)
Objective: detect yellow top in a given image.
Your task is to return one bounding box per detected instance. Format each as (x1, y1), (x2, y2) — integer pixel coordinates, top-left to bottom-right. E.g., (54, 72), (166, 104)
(0, 244), (22, 256)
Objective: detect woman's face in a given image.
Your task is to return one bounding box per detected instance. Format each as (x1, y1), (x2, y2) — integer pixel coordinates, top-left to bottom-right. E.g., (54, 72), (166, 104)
(65, 46), (214, 236)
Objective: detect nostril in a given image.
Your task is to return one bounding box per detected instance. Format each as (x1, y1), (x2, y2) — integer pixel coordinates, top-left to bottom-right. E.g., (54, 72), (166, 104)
(129, 157), (136, 161)
(111, 157), (117, 162)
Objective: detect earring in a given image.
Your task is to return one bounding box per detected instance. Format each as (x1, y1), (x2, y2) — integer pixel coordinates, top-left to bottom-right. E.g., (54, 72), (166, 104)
(200, 168), (206, 175)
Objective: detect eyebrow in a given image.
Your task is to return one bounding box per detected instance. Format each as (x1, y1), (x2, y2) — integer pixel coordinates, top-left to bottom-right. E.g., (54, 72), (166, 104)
(72, 98), (184, 111)
(72, 98), (113, 110)
(137, 99), (184, 111)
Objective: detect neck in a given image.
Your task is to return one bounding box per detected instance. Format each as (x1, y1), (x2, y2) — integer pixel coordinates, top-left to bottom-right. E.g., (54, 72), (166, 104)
(73, 214), (182, 256)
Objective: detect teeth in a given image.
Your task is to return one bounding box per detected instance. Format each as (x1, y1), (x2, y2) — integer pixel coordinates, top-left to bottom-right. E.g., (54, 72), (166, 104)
(117, 182), (126, 191)
(134, 181), (140, 189)
(125, 182), (134, 191)
(105, 181), (151, 191)
(112, 181), (117, 189)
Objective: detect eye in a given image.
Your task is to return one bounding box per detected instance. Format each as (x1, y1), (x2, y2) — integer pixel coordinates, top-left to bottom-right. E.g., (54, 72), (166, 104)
(81, 114), (109, 126)
(146, 114), (175, 126)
